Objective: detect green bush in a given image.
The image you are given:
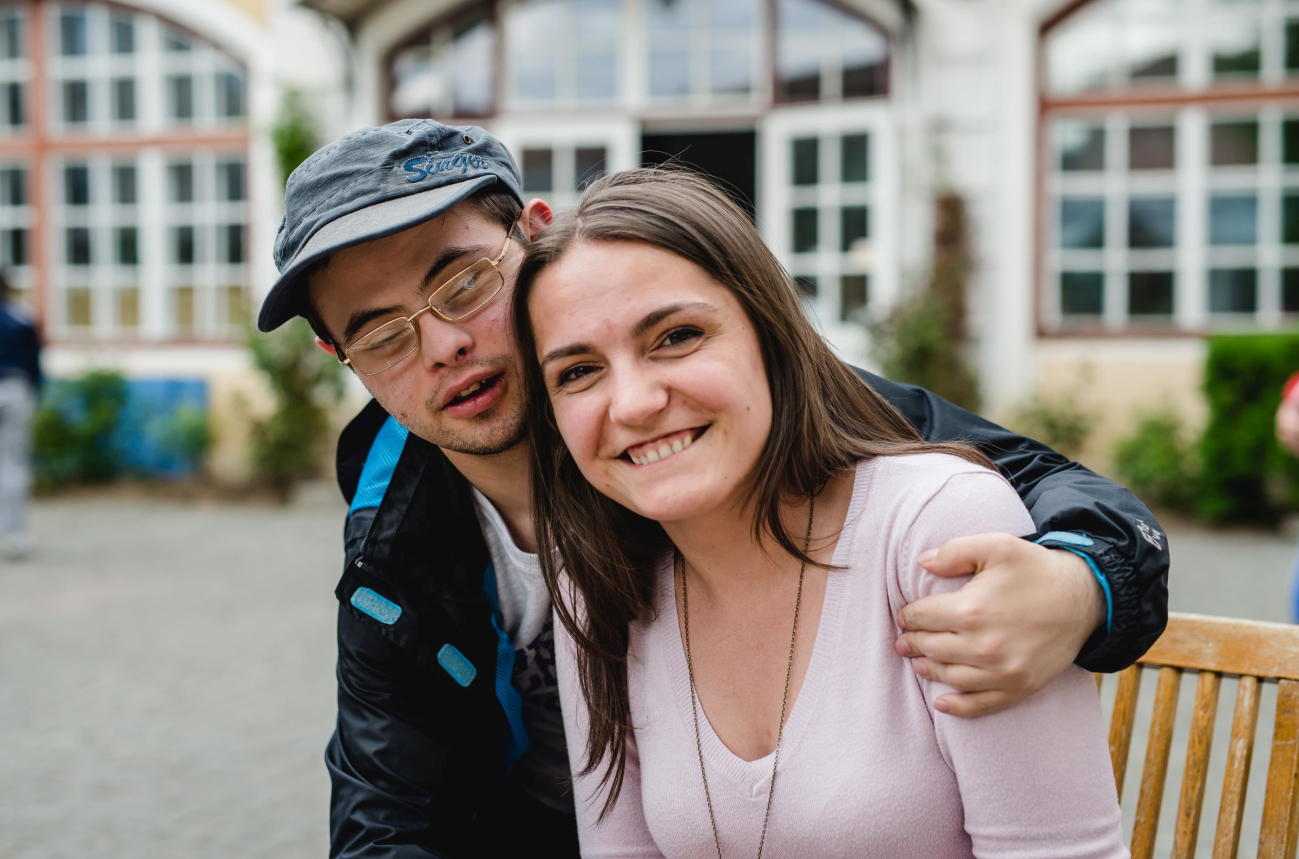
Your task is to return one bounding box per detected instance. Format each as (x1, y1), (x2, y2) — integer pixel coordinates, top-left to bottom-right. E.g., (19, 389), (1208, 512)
(272, 91), (317, 184)
(1112, 407), (1200, 514)
(1199, 333), (1299, 523)
(157, 405), (213, 474)
(1010, 392), (1096, 461)
(246, 319), (345, 495)
(32, 370), (129, 489)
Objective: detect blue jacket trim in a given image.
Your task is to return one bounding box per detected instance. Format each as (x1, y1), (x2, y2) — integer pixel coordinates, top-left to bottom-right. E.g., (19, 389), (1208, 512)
(481, 562), (530, 772)
(349, 417), (410, 515)
(350, 587), (403, 625)
(437, 644), (478, 688)
(1035, 535), (1112, 635)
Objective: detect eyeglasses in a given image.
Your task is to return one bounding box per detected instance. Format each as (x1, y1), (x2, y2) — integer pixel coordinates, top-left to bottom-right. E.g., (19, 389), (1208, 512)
(336, 223), (516, 376)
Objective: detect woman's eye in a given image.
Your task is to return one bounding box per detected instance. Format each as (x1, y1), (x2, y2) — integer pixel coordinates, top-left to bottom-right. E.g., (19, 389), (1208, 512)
(659, 327), (703, 349)
(557, 365), (597, 386)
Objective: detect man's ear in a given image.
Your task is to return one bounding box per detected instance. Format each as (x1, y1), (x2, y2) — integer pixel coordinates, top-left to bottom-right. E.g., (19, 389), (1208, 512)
(520, 198), (554, 241)
(314, 336), (338, 357)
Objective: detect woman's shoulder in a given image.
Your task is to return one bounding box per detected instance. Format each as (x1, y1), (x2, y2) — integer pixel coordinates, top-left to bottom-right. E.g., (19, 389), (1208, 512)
(859, 450), (1008, 498)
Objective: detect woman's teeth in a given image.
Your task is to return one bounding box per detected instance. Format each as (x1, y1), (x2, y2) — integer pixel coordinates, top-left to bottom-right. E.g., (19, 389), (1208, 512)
(629, 432), (693, 466)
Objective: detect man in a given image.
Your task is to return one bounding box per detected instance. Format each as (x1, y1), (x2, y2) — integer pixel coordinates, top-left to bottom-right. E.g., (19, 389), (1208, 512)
(0, 270), (39, 560)
(258, 120), (1168, 858)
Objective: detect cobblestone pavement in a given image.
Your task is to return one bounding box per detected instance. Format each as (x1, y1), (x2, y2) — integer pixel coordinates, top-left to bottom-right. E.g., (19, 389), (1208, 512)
(0, 494), (1293, 858)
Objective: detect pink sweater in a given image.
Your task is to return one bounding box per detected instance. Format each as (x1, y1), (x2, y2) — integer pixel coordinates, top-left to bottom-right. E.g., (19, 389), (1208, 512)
(556, 453), (1128, 858)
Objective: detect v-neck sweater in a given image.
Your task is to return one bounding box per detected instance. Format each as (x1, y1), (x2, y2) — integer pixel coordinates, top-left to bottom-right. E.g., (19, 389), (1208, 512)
(556, 453), (1128, 858)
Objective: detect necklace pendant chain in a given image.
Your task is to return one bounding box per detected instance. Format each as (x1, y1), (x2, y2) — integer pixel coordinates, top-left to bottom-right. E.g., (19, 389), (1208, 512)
(680, 497), (816, 859)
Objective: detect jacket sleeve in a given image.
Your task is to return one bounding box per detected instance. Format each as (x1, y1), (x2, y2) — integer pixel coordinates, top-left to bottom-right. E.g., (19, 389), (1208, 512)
(856, 367), (1169, 673)
(326, 606), (474, 859)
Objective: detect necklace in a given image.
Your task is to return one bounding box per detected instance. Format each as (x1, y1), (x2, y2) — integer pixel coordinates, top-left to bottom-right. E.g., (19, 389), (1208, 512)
(679, 497), (815, 859)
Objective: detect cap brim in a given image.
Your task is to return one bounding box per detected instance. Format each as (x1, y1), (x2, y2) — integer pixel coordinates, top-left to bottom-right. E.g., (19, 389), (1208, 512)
(257, 174), (499, 333)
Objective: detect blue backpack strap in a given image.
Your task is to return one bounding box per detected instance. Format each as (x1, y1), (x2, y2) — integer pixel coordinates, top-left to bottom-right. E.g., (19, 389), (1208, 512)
(349, 416), (410, 516)
(481, 562), (531, 772)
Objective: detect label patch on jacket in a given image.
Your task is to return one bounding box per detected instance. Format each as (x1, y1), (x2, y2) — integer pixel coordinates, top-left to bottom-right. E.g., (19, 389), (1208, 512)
(437, 644), (477, 687)
(350, 587), (402, 625)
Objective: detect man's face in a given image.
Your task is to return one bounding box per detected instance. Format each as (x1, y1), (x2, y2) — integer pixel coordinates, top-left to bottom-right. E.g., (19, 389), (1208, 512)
(308, 204), (526, 456)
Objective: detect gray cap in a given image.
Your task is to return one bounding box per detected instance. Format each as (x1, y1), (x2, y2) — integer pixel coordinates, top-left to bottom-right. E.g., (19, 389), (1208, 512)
(259, 118), (524, 333)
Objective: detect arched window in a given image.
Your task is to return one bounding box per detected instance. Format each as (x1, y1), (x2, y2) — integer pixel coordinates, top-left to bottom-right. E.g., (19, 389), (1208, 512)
(775, 0), (888, 102)
(1041, 0), (1299, 333)
(506, 0), (622, 106)
(388, 7), (496, 118)
(0, 2), (250, 341)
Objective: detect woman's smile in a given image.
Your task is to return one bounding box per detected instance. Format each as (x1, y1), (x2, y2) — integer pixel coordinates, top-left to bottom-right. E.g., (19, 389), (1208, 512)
(620, 426), (709, 466)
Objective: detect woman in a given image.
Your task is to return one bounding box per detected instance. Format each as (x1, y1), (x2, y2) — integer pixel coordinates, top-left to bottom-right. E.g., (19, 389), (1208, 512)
(512, 169), (1126, 857)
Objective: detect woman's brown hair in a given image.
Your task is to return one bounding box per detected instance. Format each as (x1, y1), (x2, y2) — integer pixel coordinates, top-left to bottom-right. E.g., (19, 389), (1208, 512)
(511, 167), (992, 817)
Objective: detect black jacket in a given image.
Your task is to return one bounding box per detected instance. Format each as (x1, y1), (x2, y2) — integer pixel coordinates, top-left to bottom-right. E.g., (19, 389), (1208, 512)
(325, 370), (1169, 859)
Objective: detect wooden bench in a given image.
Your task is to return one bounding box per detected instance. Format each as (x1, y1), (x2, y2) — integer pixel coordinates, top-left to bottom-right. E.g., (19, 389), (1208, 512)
(1099, 612), (1299, 858)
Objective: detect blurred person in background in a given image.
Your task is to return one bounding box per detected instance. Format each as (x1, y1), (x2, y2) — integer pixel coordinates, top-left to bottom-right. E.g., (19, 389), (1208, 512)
(1276, 372), (1299, 621)
(0, 269), (40, 560)
(258, 120), (1168, 859)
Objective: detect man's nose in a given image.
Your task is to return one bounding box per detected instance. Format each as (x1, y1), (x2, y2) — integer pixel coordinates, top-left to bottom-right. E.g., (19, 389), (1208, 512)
(415, 311), (474, 369)
(607, 365), (669, 428)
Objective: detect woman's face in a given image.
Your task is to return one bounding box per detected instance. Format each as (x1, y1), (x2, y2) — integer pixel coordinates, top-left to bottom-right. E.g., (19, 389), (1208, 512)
(529, 240), (773, 524)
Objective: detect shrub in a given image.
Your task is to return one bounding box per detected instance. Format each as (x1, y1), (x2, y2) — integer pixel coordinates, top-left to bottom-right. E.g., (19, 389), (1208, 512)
(1112, 407), (1200, 514)
(1010, 392), (1096, 461)
(1199, 334), (1299, 523)
(32, 370), (129, 488)
(157, 405), (213, 475)
(246, 319), (345, 496)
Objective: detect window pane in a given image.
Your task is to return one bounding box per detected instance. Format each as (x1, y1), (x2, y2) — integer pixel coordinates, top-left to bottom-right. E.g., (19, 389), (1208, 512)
(840, 274), (868, 321)
(0, 13), (21, 61)
(1289, 21), (1299, 74)
(1128, 271), (1175, 316)
(792, 207), (818, 252)
(1126, 20), (1178, 82)
(111, 14), (134, 54)
(1061, 271), (1104, 316)
(64, 165), (89, 205)
(60, 10), (87, 56)
(1058, 122), (1105, 172)
(223, 285), (249, 326)
(169, 163), (194, 203)
(0, 168), (23, 206)
(217, 71), (245, 119)
(218, 160), (245, 201)
(222, 224), (244, 264)
(842, 23), (888, 97)
(66, 287), (92, 327)
(116, 288), (139, 329)
(164, 28), (192, 52)
(1287, 119), (1299, 165)
(793, 274), (817, 296)
(3, 227), (26, 266)
(1286, 195), (1299, 244)
(1045, 3), (1115, 93)
(841, 134), (868, 183)
(66, 227), (91, 265)
(1211, 121), (1259, 166)
(63, 80), (88, 124)
(173, 287), (195, 334)
(1129, 197), (1176, 248)
(1061, 197), (1105, 248)
(452, 16), (495, 115)
(1129, 126), (1175, 170)
(115, 226), (138, 266)
(650, 50), (690, 98)
(710, 48), (752, 95)
(1211, 20), (1261, 78)
(792, 138), (818, 186)
(114, 165), (137, 204)
(1209, 268), (1257, 313)
(575, 147), (606, 191)
(521, 149), (553, 193)
(1208, 194), (1257, 245)
(776, 41), (820, 102)
(576, 53), (617, 100)
(174, 226), (195, 264)
(841, 206), (869, 251)
(168, 75), (194, 121)
(4, 82), (22, 127)
(1284, 268), (1299, 312)
(113, 78), (135, 122)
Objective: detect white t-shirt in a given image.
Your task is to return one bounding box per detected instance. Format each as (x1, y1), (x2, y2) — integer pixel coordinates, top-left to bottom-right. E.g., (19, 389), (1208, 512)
(471, 488), (571, 812)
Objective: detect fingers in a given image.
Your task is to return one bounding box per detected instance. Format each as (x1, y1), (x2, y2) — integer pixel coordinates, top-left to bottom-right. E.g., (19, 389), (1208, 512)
(916, 533), (1018, 578)
(932, 690), (1020, 718)
(910, 659), (1000, 692)
(894, 630), (969, 665)
(895, 590), (976, 634)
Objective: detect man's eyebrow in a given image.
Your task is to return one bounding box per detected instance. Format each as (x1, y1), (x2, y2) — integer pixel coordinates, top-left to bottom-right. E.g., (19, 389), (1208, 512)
(420, 243), (492, 295)
(342, 304), (406, 345)
(631, 301), (714, 337)
(540, 302), (716, 368)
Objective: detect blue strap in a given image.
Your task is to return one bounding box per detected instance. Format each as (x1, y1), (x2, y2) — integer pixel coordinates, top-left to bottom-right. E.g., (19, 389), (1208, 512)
(481, 562), (530, 772)
(1035, 532), (1112, 635)
(349, 417), (409, 516)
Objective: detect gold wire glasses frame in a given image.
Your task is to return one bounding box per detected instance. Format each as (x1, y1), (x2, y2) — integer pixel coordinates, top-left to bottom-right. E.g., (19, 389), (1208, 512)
(336, 223), (517, 376)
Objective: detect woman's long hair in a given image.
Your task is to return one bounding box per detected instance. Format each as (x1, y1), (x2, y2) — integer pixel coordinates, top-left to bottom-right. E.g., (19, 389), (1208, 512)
(511, 168), (991, 817)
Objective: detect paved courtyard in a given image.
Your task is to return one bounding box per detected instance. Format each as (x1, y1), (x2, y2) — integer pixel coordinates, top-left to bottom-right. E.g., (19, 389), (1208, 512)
(0, 493), (1294, 857)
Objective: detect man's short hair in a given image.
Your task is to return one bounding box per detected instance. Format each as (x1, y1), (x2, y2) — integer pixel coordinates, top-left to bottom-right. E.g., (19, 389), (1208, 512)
(303, 184), (524, 350)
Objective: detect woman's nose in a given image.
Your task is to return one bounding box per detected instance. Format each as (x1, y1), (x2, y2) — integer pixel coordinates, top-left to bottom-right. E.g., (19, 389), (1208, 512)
(606, 366), (669, 427)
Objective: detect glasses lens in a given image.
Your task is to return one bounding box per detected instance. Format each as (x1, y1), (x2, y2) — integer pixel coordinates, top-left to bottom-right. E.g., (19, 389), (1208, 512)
(349, 319), (418, 375)
(435, 259), (504, 320)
